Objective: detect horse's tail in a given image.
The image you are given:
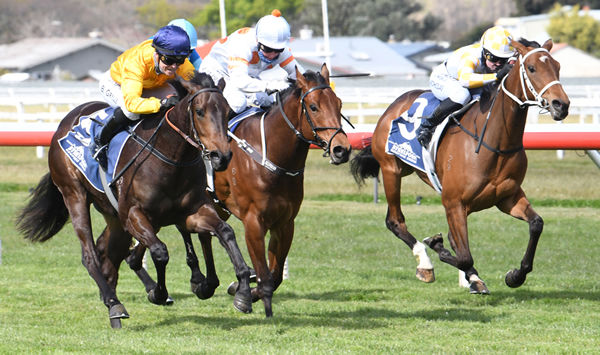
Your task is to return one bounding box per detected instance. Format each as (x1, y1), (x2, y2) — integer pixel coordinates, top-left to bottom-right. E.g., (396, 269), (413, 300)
(15, 173), (69, 243)
(350, 144), (380, 187)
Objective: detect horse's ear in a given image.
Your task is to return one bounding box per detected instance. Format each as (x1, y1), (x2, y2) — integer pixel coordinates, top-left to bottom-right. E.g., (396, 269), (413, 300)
(542, 38), (553, 52)
(296, 66), (307, 88)
(217, 78), (226, 91)
(320, 63), (330, 83)
(511, 40), (527, 56)
(173, 76), (191, 97)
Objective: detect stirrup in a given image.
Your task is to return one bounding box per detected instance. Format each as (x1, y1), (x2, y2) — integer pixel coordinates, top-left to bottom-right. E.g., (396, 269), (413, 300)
(417, 127), (434, 147)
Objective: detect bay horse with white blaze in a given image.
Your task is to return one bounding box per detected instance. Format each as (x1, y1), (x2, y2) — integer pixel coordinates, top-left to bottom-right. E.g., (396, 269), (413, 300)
(351, 39), (569, 293)
(16, 73), (253, 328)
(131, 64), (352, 316)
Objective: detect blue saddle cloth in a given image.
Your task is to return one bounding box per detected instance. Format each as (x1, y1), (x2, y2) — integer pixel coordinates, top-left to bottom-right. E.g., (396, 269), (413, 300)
(58, 107), (136, 192)
(228, 106), (265, 132)
(385, 92), (440, 172)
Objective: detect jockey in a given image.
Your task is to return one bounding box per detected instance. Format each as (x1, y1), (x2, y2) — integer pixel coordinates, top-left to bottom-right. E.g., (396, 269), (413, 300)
(417, 25), (515, 148)
(93, 25), (196, 168)
(199, 9), (305, 114)
(167, 18), (202, 69)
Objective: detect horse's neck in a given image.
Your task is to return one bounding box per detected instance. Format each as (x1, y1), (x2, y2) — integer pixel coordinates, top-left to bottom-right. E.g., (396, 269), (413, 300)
(146, 109), (197, 162)
(265, 98), (309, 170)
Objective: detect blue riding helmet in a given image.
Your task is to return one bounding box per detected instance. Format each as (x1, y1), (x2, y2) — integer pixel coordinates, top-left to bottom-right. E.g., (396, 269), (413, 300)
(152, 25), (191, 57)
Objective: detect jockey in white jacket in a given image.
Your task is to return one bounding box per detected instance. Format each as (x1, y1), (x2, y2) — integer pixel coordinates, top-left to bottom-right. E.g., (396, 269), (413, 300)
(199, 10), (305, 114)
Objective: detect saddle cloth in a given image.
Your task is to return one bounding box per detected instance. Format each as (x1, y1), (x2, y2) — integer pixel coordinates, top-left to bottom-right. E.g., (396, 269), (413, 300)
(385, 92), (448, 193)
(58, 107), (137, 192)
(228, 106), (265, 132)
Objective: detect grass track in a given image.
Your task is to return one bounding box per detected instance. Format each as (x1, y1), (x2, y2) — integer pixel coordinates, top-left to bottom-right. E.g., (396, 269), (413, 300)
(0, 147), (599, 353)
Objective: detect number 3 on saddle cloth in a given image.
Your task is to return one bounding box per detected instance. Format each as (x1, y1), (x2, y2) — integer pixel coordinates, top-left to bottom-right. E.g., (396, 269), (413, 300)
(58, 107), (139, 192)
(385, 92), (446, 193)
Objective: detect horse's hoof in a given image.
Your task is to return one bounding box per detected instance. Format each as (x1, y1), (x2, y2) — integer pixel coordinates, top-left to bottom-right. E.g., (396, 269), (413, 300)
(416, 268), (435, 283)
(165, 296), (174, 305)
(227, 281), (238, 296)
(233, 293), (253, 314)
(147, 288), (169, 305)
(505, 269), (526, 288)
(192, 282), (216, 300)
(109, 303), (130, 319)
(423, 233), (443, 248)
(469, 280), (490, 294)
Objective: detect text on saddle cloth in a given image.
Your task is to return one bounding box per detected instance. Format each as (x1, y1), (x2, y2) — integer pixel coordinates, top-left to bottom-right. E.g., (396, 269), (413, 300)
(58, 107), (139, 192)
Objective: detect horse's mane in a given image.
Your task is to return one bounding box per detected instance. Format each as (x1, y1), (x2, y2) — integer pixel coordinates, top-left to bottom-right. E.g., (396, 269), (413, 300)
(270, 69), (328, 113)
(170, 71), (217, 99)
(518, 38), (541, 48)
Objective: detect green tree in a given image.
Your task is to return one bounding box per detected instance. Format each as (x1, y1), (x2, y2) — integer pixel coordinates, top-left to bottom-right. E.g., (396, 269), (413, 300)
(547, 4), (600, 57)
(295, 0), (440, 41)
(136, 0), (181, 29)
(513, 0), (600, 15)
(193, 0), (304, 39)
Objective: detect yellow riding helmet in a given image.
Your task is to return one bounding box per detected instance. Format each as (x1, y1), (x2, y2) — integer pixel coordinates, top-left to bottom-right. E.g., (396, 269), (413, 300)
(480, 26), (514, 58)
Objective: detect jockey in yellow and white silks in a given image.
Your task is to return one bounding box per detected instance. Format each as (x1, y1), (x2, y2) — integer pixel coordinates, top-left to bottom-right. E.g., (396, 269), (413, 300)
(417, 26), (516, 147)
(199, 10), (305, 114)
(94, 25), (196, 168)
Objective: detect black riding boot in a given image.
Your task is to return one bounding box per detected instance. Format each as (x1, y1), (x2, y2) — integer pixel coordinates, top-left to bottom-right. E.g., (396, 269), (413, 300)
(92, 107), (129, 170)
(416, 98), (463, 148)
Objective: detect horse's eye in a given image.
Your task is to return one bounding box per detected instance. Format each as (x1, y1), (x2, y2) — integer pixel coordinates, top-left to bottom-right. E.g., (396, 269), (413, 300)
(528, 65), (535, 73)
(196, 108), (205, 117)
(310, 104), (318, 112)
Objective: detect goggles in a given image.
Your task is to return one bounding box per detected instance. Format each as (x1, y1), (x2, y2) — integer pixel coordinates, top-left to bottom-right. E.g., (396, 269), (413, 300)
(160, 54), (187, 66)
(258, 43), (284, 54)
(483, 49), (508, 64)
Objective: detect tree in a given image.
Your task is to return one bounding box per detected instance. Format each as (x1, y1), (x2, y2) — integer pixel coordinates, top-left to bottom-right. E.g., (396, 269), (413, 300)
(192, 0), (304, 39)
(547, 4), (600, 57)
(294, 0), (440, 41)
(513, 0), (600, 15)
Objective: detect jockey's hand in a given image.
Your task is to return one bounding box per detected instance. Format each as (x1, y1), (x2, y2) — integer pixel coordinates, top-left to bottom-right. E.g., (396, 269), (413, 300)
(496, 64), (513, 81)
(160, 95), (180, 109)
(265, 80), (290, 93)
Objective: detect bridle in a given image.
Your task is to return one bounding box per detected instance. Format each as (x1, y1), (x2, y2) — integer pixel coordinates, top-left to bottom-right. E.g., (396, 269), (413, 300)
(501, 47), (562, 111)
(165, 87), (224, 160)
(277, 83), (353, 157)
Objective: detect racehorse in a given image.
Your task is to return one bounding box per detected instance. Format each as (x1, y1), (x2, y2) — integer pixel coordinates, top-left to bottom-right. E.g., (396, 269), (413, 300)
(130, 64), (352, 317)
(350, 39), (569, 293)
(16, 73), (253, 328)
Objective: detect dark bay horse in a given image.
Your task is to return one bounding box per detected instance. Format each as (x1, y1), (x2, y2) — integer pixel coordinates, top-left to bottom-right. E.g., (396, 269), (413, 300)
(16, 73), (253, 328)
(130, 64), (352, 317)
(351, 39), (569, 294)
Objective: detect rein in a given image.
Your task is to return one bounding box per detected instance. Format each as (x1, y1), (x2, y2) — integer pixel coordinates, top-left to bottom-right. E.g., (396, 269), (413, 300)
(456, 47), (561, 155)
(110, 87), (221, 185)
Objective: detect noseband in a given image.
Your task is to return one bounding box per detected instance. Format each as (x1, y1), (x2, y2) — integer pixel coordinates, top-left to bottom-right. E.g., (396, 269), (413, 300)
(277, 84), (353, 157)
(501, 47), (562, 110)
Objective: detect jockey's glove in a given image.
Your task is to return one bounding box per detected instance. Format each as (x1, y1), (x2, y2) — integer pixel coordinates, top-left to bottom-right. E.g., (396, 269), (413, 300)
(265, 80), (290, 93)
(496, 64), (513, 81)
(160, 95), (180, 109)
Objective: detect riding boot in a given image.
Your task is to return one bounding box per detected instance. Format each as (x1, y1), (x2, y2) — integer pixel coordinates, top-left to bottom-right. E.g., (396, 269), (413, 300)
(92, 107), (129, 170)
(416, 98), (463, 148)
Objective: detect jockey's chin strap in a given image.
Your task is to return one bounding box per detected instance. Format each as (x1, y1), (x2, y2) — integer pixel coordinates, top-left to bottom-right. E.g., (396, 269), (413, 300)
(277, 84), (353, 157)
(165, 87), (223, 161)
(501, 47), (562, 111)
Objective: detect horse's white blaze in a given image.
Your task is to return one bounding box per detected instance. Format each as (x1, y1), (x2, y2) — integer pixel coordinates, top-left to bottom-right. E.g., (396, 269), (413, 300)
(539, 55), (549, 63)
(412, 241), (433, 269)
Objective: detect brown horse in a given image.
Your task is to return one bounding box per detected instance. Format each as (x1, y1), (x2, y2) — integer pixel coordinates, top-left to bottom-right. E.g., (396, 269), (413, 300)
(130, 64), (352, 317)
(16, 73), (253, 328)
(351, 39), (569, 293)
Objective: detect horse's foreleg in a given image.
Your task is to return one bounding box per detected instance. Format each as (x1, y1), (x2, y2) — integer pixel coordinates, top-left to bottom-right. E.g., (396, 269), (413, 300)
(62, 194), (129, 324)
(243, 214), (274, 317)
(497, 189), (542, 288)
(126, 206), (170, 305)
(380, 164), (435, 282)
(444, 204), (488, 294)
(267, 221), (294, 290)
(186, 205), (252, 314)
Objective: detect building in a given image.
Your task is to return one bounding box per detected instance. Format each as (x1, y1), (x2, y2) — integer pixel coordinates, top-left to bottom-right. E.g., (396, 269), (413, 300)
(0, 37), (124, 81)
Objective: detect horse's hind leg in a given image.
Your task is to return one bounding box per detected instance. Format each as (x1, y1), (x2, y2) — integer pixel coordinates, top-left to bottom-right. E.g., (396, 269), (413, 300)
(380, 162), (435, 282)
(497, 189), (543, 288)
(60, 191), (129, 325)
